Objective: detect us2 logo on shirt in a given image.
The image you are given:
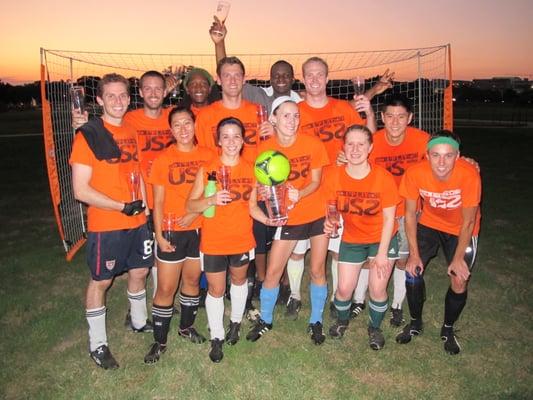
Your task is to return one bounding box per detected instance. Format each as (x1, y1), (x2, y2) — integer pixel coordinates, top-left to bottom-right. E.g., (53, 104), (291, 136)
(288, 156), (311, 181)
(338, 195), (380, 216)
(138, 130), (173, 152)
(229, 178), (254, 201)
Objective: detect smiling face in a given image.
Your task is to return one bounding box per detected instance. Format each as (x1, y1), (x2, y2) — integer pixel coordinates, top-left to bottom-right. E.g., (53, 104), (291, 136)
(218, 123), (244, 157)
(139, 75), (166, 111)
(170, 110), (195, 146)
(272, 101), (300, 139)
(381, 105), (413, 144)
(97, 81), (130, 122)
(185, 72), (211, 106)
(217, 63), (244, 99)
(427, 143), (459, 181)
(343, 128), (373, 166)
(302, 60), (328, 97)
(270, 62), (294, 96)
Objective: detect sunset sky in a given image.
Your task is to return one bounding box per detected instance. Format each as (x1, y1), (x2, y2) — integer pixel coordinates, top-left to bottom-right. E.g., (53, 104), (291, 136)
(1, 0), (531, 85)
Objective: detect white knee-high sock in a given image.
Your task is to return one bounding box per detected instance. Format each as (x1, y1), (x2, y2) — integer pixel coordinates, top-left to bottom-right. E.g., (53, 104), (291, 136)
(230, 281), (248, 323)
(128, 289), (148, 329)
(86, 306), (107, 352)
(287, 258), (305, 300)
(205, 293), (225, 340)
(151, 267), (158, 299)
(353, 269), (369, 303)
(392, 267), (407, 309)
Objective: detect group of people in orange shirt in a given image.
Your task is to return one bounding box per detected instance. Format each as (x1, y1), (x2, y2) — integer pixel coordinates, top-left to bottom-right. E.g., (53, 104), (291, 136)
(69, 18), (481, 368)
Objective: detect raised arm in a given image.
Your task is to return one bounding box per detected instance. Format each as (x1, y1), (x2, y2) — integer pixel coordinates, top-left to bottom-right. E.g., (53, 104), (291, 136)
(209, 16), (227, 64)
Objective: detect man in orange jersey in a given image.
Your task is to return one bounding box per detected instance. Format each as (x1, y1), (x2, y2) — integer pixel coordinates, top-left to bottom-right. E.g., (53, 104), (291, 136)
(348, 95), (430, 326)
(285, 56), (377, 319)
(70, 74), (154, 369)
(396, 130), (481, 355)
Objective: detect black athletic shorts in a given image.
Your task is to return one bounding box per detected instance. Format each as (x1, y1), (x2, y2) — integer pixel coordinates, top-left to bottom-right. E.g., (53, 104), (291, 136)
(273, 217), (326, 241)
(203, 250), (254, 273)
(417, 224), (478, 270)
(87, 223), (154, 281)
(253, 201), (276, 254)
(155, 229), (200, 263)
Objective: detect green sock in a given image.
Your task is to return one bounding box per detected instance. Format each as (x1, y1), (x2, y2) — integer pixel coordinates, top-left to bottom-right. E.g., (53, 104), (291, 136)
(368, 298), (388, 329)
(334, 297), (352, 321)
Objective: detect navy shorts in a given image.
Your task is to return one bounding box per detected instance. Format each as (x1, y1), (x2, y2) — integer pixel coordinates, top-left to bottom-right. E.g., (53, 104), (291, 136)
(274, 217), (326, 241)
(156, 229), (200, 263)
(203, 250), (254, 273)
(253, 201), (276, 254)
(87, 223), (154, 281)
(417, 224), (478, 271)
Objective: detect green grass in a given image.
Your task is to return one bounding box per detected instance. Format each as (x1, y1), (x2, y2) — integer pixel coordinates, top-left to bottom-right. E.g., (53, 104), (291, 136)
(0, 111), (532, 399)
(0, 109), (43, 135)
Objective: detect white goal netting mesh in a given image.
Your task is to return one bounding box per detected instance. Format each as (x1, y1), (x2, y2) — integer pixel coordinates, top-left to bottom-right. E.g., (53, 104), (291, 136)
(40, 45), (452, 259)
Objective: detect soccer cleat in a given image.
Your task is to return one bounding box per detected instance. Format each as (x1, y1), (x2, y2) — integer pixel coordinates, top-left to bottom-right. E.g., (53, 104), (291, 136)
(246, 319), (273, 342)
(308, 322), (326, 345)
(329, 320), (349, 339)
(209, 339), (224, 363)
(395, 322), (424, 344)
(390, 307), (405, 327)
(277, 284), (291, 305)
(179, 327), (206, 344)
(349, 302), (365, 320)
(90, 345), (119, 370)
(285, 297), (302, 320)
(143, 342), (167, 364)
(441, 326), (461, 355)
(368, 326), (385, 350)
(125, 310), (154, 333)
(246, 304), (261, 322)
(225, 322), (241, 346)
(329, 302), (338, 319)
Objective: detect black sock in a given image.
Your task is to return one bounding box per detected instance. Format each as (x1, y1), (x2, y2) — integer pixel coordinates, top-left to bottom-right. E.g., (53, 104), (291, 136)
(179, 292), (200, 330)
(405, 273), (426, 327)
(152, 303), (173, 345)
(444, 287), (467, 327)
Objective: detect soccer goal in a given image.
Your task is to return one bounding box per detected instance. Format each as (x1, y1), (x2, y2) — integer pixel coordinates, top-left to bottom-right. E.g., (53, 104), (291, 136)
(40, 45), (453, 260)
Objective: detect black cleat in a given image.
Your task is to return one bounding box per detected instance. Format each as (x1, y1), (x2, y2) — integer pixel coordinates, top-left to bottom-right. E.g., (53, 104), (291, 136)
(179, 327), (206, 344)
(368, 326), (385, 350)
(225, 322), (241, 346)
(246, 319), (273, 342)
(125, 310), (154, 333)
(390, 307), (405, 327)
(395, 322), (423, 344)
(329, 320), (349, 339)
(441, 326), (461, 355)
(308, 322), (326, 345)
(329, 302), (338, 319)
(285, 297), (302, 320)
(144, 342), (167, 364)
(277, 284), (291, 305)
(90, 345), (119, 370)
(209, 339), (224, 363)
(349, 302), (365, 320)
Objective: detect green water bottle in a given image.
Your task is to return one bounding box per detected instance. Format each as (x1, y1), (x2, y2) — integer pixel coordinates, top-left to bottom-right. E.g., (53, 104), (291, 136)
(203, 171), (217, 218)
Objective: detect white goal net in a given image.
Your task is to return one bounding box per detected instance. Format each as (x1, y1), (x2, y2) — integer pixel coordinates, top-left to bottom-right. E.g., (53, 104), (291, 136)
(40, 45), (452, 259)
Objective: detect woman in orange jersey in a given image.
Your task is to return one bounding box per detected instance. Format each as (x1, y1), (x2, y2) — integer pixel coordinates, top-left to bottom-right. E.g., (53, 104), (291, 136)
(323, 125), (400, 351)
(143, 107), (215, 364)
(246, 96), (331, 345)
(186, 117), (279, 363)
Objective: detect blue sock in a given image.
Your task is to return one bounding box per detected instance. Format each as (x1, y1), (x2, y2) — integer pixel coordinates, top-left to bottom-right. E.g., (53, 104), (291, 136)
(200, 272), (207, 290)
(260, 285), (279, 324)
(309, 283), (328, 324)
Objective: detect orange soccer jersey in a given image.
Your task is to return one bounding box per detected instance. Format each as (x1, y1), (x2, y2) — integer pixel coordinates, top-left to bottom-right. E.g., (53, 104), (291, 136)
(369, 127), (430, 216)
(298, 98), (364, 164)
(399, 158), (482, 236)
(258, 134), (329, 225)
(199, 158), (256, 255)
(149, 145), (215, 231)
(323, 164), (401, 244)
(195, 100), (260, 163)
(69, 120), (146, 232)
(124, 108), (174, 209)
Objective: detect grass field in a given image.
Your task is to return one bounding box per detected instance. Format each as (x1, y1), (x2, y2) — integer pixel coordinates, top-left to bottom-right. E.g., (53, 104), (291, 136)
(0, 110), (532, 399)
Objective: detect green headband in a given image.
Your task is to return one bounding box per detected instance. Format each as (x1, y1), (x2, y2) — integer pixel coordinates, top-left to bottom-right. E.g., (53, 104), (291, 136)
(427, 136), (460, 151)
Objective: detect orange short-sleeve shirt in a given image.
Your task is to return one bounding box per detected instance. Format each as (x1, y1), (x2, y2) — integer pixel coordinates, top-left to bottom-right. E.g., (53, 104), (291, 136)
(298, 97), (364, 164)
(149, 145), (215, 231)
(69, 120), (146, 232)
(399, 158), (482, 236)
(199, 158), (256, 255)
(195, 100), (261, 164)
(258, 134), (329, 225)
(323, 164), (400, 244)
(124, 108), (174, 209)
